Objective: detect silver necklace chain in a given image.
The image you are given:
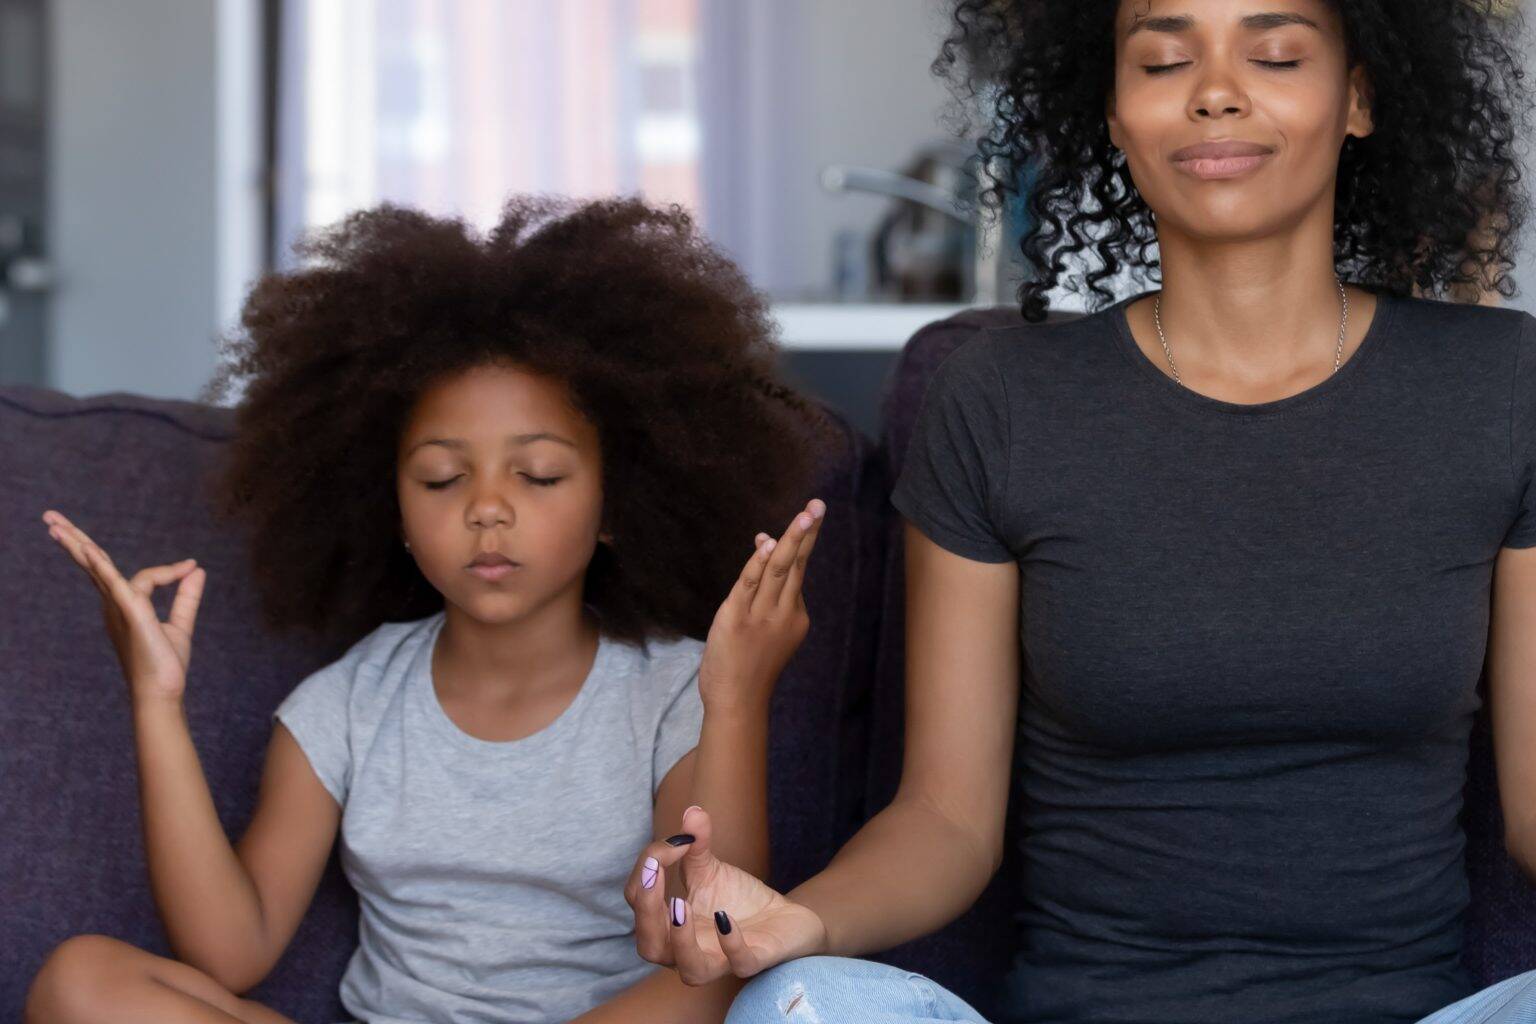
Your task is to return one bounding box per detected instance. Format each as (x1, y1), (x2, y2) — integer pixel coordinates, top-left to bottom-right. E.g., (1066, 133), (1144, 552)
(1153, 277), (1349, 387)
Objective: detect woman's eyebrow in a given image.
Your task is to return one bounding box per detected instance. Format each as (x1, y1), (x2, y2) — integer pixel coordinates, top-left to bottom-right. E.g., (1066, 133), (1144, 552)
(1125, 11), (1321, 39)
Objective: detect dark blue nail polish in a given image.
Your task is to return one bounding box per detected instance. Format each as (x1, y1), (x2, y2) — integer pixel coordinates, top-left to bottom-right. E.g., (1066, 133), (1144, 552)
(664, 833), (696, 847)
(714, 910), (732, 935)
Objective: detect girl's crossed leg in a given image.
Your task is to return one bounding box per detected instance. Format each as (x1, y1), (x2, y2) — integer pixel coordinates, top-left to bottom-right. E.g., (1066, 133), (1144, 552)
(24, 934), (296, 1024)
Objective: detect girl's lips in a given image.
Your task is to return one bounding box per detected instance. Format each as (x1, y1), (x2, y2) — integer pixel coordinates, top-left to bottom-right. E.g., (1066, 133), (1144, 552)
(1172, 151), (1274, 180)
(468, 562), (521, 582)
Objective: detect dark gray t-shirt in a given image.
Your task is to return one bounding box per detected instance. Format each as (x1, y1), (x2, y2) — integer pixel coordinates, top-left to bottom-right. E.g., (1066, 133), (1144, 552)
(889, 289), (1536, 1024)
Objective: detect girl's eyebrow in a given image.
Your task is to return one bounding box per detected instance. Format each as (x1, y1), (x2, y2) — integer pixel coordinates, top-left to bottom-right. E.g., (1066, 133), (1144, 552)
(407, 432), (578, 455)
(1125, 10), (1321, 39)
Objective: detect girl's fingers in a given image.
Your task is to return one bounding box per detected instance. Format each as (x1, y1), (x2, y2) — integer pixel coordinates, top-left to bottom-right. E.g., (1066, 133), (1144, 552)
(752, 503), (816, 611)
(712, 910), (763, 977)
(131, 560), (198, 598)
(46, 524), (111, 600)
(168, 567), (207, 637)
(728, 537), (776, 610)
(776, 499), (825, 610)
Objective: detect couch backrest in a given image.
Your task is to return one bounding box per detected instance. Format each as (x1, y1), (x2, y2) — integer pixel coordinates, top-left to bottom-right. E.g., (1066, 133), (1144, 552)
(0, 384), (883, 1021)
(865, 308), (1536, 1019)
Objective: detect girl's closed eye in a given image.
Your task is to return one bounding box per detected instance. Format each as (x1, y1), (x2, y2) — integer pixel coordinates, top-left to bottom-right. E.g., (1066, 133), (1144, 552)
(422, 473), (564, 490)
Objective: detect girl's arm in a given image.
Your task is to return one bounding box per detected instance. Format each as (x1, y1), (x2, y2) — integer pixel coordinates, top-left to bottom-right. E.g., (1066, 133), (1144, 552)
(567, 752), (745, 1024)
(572, 500), (824, 1022)
(621, 520), (1019, 981)
(43, 511), (340, 994)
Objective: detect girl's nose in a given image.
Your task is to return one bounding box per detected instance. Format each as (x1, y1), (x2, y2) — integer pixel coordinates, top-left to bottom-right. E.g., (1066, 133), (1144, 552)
(467, 491), (513, 530)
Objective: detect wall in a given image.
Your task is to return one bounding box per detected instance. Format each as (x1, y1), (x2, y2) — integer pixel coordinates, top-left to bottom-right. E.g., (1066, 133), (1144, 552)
(46, 0), (259, 400)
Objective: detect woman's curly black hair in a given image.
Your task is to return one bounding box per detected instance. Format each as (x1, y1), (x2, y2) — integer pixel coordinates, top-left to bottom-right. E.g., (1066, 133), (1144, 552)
(203, 195), (839, 649)
(935, 0), (1533, 321)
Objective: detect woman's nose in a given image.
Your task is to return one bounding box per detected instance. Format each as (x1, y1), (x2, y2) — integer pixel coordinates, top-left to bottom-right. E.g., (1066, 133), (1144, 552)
(1189, 64), (1250, 120)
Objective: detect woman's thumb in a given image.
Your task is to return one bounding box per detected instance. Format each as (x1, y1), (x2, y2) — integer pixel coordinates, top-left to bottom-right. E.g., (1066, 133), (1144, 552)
(680, 804), (717, 874)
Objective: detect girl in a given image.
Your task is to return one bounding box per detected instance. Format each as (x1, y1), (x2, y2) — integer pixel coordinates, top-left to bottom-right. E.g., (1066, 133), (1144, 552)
(25, 196), (835, 1024)
(624, 2), (1536, 1023)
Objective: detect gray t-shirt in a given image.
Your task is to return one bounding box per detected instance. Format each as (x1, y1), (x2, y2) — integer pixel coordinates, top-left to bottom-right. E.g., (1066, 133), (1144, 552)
(273, 610), (705, 1024)
(889, 289), (1536, 1024)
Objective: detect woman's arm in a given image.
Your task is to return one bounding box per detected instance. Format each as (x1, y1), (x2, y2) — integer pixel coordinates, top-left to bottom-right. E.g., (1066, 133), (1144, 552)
(1490, 543), (1536, 879)
(44, 511), (340, 994)
(786, 522), (1019, 955)
(618, 520), (1019, 980)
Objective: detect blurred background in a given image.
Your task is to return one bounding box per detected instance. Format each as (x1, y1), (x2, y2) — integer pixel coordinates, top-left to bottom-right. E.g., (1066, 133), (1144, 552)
(1, 0), (1533, 435)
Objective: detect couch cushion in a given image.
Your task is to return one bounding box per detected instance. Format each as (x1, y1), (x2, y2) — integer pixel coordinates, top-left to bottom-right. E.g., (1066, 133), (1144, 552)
(0, 385), (358, 1022)
(0, 383), (882, 1020)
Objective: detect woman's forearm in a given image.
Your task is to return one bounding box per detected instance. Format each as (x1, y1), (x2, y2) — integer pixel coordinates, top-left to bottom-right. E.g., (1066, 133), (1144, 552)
(786, 792), (1000, 958)
(690, 706), (771, 877)
(133, 699), (269, 987)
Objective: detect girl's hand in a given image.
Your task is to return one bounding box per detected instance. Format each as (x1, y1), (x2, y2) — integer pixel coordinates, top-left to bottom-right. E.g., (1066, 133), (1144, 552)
(624, 806), (829, 985)
(698, 498), (825, 715)
(41, 510), (206, 709)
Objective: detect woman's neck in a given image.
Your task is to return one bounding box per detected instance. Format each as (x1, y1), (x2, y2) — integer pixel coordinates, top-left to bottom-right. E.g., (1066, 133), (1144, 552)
(1124, 205), (1380, 399)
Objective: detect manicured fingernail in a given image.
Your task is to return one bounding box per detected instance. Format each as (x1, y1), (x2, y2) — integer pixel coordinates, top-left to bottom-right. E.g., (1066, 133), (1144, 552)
(762, 539), (776, 553)
(811, 499), (825, 518)
(714, 910), (732, 935)
(664, 833), (695, 847)
(797, 514), (812, 529)
(683, 804), (702, 817)
(670, 897), (687, 926)
(642, 856), (659, 890)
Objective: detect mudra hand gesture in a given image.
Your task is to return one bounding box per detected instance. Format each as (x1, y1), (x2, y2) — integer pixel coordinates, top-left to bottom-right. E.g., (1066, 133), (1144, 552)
(623, 805), (829, 985)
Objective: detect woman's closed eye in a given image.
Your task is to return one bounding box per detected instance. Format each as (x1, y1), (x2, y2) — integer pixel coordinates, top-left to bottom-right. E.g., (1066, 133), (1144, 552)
(1143, 59), (1302, 75)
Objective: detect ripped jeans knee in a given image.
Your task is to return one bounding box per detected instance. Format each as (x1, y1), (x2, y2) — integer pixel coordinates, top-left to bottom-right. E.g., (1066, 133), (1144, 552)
(724, 956), (991, 1024)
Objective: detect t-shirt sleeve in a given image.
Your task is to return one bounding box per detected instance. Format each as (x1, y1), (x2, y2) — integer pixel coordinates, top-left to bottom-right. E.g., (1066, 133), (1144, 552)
(1504, 312), (1536, 549)
(651, 650), (705, 796)
(889, 334), (1015, 563)
(272, 661), (353, 806)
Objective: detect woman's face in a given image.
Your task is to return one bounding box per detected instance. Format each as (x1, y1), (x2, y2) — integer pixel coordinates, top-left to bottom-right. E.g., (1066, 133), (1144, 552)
(396, 362), (606, 627)
(1106, 0), (1373, 241)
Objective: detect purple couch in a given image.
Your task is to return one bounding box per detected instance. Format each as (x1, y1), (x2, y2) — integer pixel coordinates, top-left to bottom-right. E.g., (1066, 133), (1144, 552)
(3, 309), (1534, 1023)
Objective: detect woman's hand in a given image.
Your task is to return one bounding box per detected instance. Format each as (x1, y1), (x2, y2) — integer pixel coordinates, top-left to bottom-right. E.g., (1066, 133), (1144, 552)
(698, 498), (825, 715)
(624, 806), (829, 985)
(41, 510), (206, 709)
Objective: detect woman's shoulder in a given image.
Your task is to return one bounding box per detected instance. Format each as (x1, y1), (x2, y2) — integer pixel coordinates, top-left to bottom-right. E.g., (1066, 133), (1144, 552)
(1380, 291), (1534, 349)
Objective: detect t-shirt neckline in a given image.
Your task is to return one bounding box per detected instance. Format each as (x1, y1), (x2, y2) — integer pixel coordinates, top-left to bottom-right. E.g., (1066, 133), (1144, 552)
(411, 611), (616, 756)
(1108, 286), (1397, 416)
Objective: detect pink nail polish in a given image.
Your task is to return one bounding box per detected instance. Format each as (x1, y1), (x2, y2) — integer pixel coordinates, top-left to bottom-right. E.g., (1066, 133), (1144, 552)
(642, 857), (659, 890)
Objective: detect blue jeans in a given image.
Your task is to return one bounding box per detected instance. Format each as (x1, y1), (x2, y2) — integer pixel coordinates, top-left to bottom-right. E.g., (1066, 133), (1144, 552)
(723, 956), (1536, 1024)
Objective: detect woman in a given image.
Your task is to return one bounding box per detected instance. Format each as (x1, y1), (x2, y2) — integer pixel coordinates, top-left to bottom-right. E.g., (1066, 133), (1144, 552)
(621, 1), (1536, 1022)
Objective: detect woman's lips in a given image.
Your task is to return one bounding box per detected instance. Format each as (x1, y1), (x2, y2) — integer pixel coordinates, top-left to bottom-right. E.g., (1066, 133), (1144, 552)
(1170, 141), (1275, 180)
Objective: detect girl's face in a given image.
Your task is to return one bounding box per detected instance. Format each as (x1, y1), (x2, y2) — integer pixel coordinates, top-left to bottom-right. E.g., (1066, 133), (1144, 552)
(396, 362), (607, 627)
(1106, 0), (1373, 241)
